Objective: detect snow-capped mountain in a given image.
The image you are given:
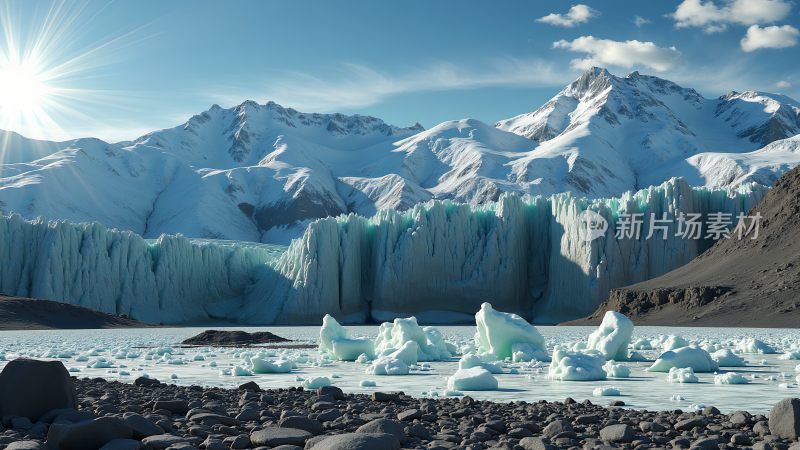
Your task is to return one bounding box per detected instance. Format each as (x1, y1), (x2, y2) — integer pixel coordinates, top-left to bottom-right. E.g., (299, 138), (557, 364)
(1, 68), (799, 243)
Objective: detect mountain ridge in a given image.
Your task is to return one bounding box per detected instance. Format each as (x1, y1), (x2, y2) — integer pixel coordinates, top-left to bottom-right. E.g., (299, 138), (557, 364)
(1, 67), (799, 243)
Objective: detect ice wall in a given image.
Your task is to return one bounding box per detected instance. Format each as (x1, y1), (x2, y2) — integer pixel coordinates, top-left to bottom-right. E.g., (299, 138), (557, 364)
(0, 215), (277, 323)
(0, 177), (767, 324)
(256, 177), (766, 323)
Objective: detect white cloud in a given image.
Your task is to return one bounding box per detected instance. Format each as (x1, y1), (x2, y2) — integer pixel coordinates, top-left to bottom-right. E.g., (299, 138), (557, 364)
(634, 16), (652, 27)
(209, 59), (568, 113)
(553, 37), (682, 72)
(537, 4), (599, 27)
(776, 80), (792, 89)
(671, 0), (792, 33)
(741, 24), (800, 51)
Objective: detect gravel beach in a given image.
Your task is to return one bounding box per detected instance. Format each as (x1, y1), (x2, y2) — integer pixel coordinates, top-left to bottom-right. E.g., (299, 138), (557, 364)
(2, 364), (800, 450)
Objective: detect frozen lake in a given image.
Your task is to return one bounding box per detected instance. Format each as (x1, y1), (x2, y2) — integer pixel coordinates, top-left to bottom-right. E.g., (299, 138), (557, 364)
(1, 325), (798, 414)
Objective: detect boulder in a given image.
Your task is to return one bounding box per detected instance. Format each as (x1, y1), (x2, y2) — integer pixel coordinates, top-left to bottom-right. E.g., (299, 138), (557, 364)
(356, 419), (406, 443)
(279, 416), (323, 435)
(47, 417), (134, 450)
(306, 433), (400, 450)
(769, 398), (800, 440)
(98, 439), (143, 450)
(6, 441), (47, 450)
(123, 414), (164, 439)
(600, 424), (635, 443)
(250, 427), (312, 447)
(140, 434), (189, 450)
(0, 359), (77, 421)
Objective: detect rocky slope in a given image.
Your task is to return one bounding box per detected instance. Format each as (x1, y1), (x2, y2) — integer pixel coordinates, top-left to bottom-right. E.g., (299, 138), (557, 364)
(572, 165), (800, 327)
(0, 295), (150, 330)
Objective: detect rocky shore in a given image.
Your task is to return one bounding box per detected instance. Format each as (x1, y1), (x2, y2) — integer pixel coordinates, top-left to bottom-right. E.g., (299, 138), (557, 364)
(1, 360), (800, 450)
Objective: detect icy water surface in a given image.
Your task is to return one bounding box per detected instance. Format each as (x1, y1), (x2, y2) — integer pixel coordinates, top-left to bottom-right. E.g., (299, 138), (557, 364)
(0, 326), (798, 414)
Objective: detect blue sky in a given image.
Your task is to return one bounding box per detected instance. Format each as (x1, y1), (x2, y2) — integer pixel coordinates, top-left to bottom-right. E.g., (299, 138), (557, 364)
(1, 0), (799, 141)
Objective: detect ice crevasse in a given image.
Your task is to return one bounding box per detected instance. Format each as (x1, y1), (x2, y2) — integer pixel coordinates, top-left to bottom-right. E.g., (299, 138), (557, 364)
(0, 177), (766, 324)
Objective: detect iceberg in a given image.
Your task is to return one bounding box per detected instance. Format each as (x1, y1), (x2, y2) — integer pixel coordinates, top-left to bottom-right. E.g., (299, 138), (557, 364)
(0, 177), (767, 324)
(736, 338), (777, 354)
(711, 349), (747, 367)
(603, 360), (631, 378)
(318, 315), (375, 361)
(458, 353), (504, 374)
(714, 372), (750, 384)
(667, 367), (699, 383)
(374, 317), (453, 362)
(593, 386), (620, 396)
(447, 367), (499, 391)
(586, 311), (633, 360)
(474, 303), (548, 361)
(548, 349), (607, 381)
(648, 347), (719, 373)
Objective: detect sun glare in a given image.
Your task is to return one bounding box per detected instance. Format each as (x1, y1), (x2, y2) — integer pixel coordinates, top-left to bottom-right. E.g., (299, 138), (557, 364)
(0, 59), (50, 119)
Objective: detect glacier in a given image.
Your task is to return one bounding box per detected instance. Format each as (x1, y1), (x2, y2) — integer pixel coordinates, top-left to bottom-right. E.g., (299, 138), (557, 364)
(0, 177), (767, 324)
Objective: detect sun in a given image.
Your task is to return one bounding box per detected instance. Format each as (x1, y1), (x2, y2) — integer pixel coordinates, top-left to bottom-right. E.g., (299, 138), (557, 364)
(0, 59), (50, 119)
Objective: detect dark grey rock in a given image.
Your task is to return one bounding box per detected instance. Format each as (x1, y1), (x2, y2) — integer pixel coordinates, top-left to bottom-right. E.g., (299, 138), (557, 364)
(152, 400), (189, 415)
(140, 434), (190, 450)
(600, 424), (635, 443)
(47, 417), (134, 450)
(307, 432), (400, 450)
(518, 437), (555, 450)
(356, 418), (406, 443)
(250, 427), (313, 447)
(124, 414), (164, 439)
(769, 398), (800, 440)
(98, 439), (143, 450)
(690, 437), (719, 450)
(0, 359), (77, 422)
(6, 441), (47, 450)
(279, 416), (323, 435)
(542, 419), (572, 438)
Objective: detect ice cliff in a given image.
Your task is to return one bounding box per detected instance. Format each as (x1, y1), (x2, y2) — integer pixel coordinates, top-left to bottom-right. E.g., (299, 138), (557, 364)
(0, 177), (767, 324)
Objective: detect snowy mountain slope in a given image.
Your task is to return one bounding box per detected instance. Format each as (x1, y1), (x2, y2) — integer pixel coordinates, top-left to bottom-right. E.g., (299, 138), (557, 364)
(1, 68), (799, 243)
(496, 68), (800, 194)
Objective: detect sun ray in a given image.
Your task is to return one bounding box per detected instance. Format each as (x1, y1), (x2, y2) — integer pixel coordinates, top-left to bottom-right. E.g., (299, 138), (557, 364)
(0, 0), (156, 145)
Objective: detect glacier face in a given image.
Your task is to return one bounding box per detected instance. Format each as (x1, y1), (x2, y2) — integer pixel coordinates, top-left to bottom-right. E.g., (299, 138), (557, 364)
(1, 68), (798, 245)
(0, 177), (766, 324)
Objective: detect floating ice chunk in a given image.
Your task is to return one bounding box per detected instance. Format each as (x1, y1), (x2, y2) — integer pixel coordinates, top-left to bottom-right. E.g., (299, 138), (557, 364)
(632, 338), (653, 350)
(796, 375), (800, 384)
(712, 349), (747, 367)
(360, 379), (376, 387)
(374, 317), (453, 362)
(714, 372), (750, 385)
(649, 347), (718, 373)
(68, 367), (80, 373)
(459, 353), (504, 374)
(250, 357), (293, 374)
(667, 367), (699, 383)
(232, 366), (252, 376)
(662, 335), (690, 352)
(548, 349), (607, 381)
(366, 355), (410, 376)
(356, 353), (370, 364)
(474, 303), (547, 361)
(735, 338), (777, 354)
(193, 355), (205, 361)
(603, 361), (631, 378)
(779, 351), (800, 360)
(87, 358), (114, 369)
(447, 367), (499, 391)
(586, 311), (633, 361)
(302, 376), (332, 389)
(593, 386), (620, 396)
(319, 314), (375, 361)
(670, 394), (686, 401)
(795, 364), (800, 373)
